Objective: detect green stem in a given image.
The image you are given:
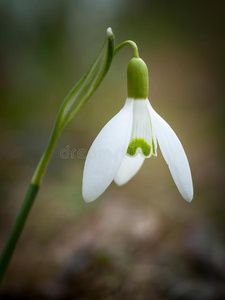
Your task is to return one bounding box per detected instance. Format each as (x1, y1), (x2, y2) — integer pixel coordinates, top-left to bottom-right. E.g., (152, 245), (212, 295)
(0, 131), (56, 286)
(0, 28), (114, 287)
(114, 40), (139, 58)
(0, 184), (39, 285)
(31, 131), (58, 186)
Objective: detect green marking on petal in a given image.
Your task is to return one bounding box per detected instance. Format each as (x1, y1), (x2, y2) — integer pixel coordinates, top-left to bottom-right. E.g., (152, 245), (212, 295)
(152, 140), (156, 155)
(127, 139), (151, 157)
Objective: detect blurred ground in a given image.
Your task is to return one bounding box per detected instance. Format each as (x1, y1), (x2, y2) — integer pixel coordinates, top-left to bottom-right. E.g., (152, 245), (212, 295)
(0, 0), (225, 299)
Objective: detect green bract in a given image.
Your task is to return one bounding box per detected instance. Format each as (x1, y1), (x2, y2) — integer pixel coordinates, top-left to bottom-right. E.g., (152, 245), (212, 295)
(55, 27), (115, 138)
(31, 28), (115, 187)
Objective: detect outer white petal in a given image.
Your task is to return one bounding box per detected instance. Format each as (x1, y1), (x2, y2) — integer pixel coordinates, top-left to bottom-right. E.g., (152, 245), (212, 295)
(82, 98), (134, 202)
(114, 153), (145, 186)
(147, 102), (193, 202)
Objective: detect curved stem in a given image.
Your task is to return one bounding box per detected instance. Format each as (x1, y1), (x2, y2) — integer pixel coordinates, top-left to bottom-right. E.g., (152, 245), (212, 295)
(114, 40), (139, 58)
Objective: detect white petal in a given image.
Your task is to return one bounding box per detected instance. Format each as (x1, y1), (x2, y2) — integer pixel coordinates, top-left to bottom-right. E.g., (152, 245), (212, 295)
(82, 98), (134, 202)
(114, 153), (145, 186)
(147, 102), (193, 202)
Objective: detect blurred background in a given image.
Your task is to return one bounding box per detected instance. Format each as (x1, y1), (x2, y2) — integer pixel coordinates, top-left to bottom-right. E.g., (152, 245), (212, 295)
(0, 0), (225, 299)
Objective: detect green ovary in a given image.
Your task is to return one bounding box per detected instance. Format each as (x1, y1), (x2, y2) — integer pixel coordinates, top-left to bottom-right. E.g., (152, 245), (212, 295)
(127, 139), (151, 157)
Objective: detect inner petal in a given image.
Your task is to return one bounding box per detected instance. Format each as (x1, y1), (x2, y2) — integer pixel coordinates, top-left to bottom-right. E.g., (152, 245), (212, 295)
(127, 99), (154, 158)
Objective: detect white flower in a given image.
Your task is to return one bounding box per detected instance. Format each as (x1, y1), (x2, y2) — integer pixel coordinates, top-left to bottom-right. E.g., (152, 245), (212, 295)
(82, 58), (193, 203)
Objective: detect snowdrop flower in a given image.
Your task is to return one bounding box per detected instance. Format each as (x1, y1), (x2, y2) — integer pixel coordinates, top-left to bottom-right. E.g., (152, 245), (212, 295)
(82, 57), (193, 203)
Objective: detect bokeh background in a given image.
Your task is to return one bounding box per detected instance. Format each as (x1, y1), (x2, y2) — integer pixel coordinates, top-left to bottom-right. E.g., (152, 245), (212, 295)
(0, 0), (225, 299)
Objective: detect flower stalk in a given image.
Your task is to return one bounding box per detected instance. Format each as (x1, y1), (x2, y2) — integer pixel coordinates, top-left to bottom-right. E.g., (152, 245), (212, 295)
(114, 40), (139, 58)
(0, 28), (115, 286)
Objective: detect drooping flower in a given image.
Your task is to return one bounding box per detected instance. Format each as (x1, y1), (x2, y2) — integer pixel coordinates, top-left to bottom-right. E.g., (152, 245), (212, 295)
(82, 57), (193, 203)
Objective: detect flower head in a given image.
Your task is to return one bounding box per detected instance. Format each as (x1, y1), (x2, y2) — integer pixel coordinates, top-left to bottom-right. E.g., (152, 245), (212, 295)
(82, 57), (193, 203)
